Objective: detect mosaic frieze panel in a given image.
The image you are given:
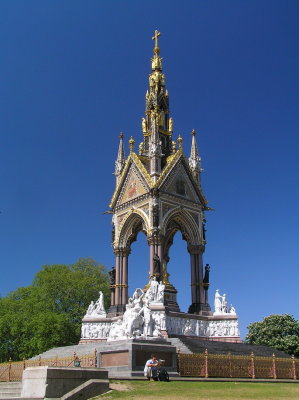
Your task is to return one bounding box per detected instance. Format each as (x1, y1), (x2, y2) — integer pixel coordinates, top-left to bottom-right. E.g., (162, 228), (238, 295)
(117, 165), (149, 207)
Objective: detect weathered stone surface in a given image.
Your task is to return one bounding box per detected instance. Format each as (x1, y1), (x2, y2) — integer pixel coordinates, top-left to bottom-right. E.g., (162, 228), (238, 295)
(61, 379), (109, 400)
(20, 367), (108, 399)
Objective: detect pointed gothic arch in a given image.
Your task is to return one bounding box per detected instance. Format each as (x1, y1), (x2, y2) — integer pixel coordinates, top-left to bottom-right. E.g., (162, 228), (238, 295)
(117, 209), (150, 249)
(162, 207), (201, 256)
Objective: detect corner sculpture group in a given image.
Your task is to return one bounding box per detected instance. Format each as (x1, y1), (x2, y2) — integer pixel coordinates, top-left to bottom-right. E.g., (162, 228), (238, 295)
(213, 289), (236, 315)
(85, 291), (107, 318)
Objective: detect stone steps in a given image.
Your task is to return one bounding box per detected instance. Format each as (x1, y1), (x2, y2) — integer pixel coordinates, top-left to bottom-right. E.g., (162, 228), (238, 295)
(178, 337), (292, 357)
(30, 343), (107, 360)
(32, 338), (192, 361)
(168, 337), (192, 354)
(0, 382), (22, 399)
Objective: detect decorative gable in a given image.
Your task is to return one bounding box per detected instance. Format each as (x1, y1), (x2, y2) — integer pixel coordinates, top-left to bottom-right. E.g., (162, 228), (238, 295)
(160, 159), (200, 203)
(110, 154), (152, 209)
(116, 163), (149, 207)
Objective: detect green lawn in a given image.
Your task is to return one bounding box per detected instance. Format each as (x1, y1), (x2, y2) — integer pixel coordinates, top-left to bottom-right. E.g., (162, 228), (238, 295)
(96, 380), (299, 400)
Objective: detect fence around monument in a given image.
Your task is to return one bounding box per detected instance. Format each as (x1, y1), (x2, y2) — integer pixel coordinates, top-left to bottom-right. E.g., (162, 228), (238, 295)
(177, 351), (299, 379)
(0, 351), (97, 382)
(1, 350), (298, 382)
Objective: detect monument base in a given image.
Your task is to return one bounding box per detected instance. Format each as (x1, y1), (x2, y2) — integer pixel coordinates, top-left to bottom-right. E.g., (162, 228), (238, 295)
(96, 338), (178, 378)
(81, 283), (241, 345)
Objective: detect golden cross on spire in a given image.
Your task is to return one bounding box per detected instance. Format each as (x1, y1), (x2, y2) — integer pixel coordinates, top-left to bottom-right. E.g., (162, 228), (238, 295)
(152, 30), (161, 48)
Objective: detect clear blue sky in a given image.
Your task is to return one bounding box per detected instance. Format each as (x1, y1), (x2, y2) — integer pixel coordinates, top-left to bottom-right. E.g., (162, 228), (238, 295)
(0, 1), (298, 339)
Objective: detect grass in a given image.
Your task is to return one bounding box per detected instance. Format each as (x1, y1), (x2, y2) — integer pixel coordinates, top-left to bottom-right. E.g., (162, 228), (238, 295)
(95, 380), (299, 400)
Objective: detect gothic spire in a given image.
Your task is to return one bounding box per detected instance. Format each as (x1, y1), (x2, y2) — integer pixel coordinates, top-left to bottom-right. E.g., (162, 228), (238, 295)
(140, 30), (173, 167)
(114, 132), (125, 181)
(189, 129), (202, 181)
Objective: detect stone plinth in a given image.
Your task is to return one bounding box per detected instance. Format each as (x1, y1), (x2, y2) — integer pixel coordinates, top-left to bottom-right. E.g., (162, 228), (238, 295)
(20, 366), (108, 399)
(97, 338), (178, 378)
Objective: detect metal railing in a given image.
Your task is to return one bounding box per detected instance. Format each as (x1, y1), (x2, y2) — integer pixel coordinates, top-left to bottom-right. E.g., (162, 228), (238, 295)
(0, 351), (97, 382)
(177, 350), (298, 380)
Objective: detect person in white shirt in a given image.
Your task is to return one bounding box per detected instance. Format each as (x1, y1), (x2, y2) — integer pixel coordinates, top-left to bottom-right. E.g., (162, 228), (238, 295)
(144, 354), (159, 380)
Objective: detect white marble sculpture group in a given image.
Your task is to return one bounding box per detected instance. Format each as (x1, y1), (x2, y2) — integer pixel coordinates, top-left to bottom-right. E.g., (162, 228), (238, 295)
(81, 282), (240, 341)
(84, 291), (107, 318)
(213, 289), (236, 315)
(108, 278), (165, 340)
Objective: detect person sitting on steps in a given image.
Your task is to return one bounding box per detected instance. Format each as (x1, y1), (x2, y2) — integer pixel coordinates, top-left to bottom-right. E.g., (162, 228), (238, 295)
(144, 354), (159, 381)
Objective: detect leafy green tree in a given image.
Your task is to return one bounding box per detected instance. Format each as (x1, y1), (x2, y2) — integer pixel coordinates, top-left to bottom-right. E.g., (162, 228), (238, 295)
(245, 314), (299, 356)
(0, 258), (109, 362)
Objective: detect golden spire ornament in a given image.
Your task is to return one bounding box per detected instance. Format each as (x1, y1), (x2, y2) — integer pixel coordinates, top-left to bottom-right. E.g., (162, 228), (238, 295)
(152, 30), (161, 52)
(129, 136), (135, 153)
(177, 135), (183, 150)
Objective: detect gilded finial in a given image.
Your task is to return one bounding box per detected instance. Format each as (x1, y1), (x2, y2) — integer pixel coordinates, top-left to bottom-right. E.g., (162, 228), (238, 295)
(129, 136), (135, 153)
(119, 131), (124, 139)
(152, 30), (161, 53)
(177, 135), (183, 150)
(142, 117), (147, 133)
(191, 129), (196, 136)
(172, 140), (177, 153)
(169, 117), (173, 132)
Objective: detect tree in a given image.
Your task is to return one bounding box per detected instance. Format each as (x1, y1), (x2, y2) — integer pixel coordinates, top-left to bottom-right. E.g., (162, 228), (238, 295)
(0, 258), (110, 362)
(245, 314), (299, 356)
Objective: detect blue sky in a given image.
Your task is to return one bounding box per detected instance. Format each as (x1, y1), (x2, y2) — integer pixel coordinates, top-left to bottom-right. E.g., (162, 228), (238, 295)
(0, 1), (298, 338)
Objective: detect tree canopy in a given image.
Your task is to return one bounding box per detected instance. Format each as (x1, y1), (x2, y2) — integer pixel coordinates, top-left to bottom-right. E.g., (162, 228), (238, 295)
(245, 314), (299, 357)
(0, 258), (109, 362)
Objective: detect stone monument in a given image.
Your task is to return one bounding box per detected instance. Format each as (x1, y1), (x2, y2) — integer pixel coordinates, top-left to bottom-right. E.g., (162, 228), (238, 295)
(80, 31), (241, 347)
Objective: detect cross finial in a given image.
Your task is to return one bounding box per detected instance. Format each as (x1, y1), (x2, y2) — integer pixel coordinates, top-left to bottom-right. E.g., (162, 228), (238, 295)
(152, 30), (161, 49)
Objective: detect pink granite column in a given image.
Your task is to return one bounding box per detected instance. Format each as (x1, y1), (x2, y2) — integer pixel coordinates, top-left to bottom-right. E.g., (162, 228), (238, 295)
(110, 288), (115, 306)
(190, 252), (197, 304)
(193, 250), (204, 304)
(188, 244), (205, 313)
(121, 253), (128, 305)
(114, 252), (121, 305)
(149, 243), (155, 278)
(197, 252), (204, 304)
